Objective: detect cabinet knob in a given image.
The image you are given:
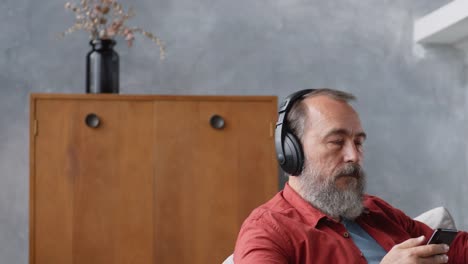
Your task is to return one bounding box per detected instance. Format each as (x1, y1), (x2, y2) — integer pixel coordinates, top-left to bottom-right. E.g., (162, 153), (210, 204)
(85, 113), (101, 128)
(210, 115), (225, 129)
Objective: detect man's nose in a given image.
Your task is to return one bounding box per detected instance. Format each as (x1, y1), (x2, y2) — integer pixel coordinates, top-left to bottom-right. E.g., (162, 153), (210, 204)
(343, 141), (361, 163)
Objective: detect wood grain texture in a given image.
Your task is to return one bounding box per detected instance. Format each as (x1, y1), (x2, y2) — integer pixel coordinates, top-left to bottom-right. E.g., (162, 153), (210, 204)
(31, 97), (154, 264)
(30, 93), (276, 102)
(33, 99), (75, 264)
(153, 99), (277, 264)
(30, 94), (278, 264)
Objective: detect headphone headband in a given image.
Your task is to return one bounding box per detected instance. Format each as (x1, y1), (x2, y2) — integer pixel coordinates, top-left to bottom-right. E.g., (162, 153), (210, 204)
(275, 89), (315, 175)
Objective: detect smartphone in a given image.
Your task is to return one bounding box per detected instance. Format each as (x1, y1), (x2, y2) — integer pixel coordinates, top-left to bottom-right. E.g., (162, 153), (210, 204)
(426, 228), (458, 245)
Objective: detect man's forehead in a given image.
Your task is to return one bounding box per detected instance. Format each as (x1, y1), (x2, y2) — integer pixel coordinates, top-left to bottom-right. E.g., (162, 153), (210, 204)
(304, 93), (354, 108)
(304, 96), (359, 121)
(303, 96), (364, 134)
(323, 128), (367, 139)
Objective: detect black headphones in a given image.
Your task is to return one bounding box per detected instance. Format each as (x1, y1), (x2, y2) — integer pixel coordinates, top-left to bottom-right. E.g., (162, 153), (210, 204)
(275, 89), (315, 176)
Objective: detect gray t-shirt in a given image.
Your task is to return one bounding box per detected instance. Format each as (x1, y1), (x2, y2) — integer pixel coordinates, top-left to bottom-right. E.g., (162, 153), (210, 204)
(342, 218), (387, 263)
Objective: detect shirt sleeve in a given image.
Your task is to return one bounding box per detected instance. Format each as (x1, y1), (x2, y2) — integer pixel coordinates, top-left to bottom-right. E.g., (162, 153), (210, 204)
(233, 212), (291, 264)
(366, 196), (434, 238)
(369, 196), (468, 262)
(405, 213), (468, 263)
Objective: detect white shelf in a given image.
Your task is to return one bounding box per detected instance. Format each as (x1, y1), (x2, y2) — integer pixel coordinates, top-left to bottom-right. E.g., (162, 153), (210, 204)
(414, 1), (468, 45)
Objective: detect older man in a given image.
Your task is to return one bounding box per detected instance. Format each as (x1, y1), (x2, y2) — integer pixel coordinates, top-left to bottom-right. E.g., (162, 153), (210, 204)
(234, 89), (467, 263)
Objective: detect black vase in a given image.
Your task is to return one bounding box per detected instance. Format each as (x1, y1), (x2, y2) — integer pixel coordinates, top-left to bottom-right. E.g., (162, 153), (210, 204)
(86, 39), (119, 94)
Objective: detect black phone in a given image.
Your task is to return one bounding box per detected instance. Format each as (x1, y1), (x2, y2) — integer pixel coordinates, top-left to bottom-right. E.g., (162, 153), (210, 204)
(426, 228), (458, 245)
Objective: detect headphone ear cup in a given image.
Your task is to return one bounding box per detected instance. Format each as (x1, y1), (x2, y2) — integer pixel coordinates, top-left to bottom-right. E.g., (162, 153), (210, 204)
(282, 132), (305, 176)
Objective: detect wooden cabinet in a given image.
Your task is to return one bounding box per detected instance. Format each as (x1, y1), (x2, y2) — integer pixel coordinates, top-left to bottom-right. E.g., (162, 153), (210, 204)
(30, 94), (278, 264)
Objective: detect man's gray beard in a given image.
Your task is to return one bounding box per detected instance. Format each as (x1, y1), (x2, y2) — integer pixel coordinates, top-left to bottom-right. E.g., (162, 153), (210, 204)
(296, 163), (366, 220)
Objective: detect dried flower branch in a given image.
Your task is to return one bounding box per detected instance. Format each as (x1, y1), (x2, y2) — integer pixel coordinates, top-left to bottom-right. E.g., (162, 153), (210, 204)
(61, 0), (165, 59)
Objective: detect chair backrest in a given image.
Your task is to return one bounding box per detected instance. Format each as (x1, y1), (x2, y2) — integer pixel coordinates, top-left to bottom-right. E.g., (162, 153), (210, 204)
(414, 206), (456, 229)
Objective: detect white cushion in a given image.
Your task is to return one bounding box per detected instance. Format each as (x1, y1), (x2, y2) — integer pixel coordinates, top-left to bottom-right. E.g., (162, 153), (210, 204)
(414, 206), (456, 229)
(222, 254), (234, 264)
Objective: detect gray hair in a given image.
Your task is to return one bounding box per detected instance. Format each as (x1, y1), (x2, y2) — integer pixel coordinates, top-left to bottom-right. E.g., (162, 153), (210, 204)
(286, 88), (356, 141)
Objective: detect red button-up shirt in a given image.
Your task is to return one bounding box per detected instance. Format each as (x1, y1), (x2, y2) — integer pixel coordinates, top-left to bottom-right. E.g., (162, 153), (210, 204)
(234, 184), (468, 263)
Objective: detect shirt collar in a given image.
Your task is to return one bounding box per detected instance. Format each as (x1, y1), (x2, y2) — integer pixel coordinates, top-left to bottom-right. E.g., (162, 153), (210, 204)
(282, 183), (371, 227)
(282, 183), (336, 227)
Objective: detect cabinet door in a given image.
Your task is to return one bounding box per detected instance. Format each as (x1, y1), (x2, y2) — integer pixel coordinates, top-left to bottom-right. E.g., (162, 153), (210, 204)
(31, 98), (154, 264)
(153, 99), (277, 264)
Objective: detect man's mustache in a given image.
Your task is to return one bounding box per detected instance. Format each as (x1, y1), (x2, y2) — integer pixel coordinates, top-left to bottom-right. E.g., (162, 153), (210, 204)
(335, 163), (363, 179)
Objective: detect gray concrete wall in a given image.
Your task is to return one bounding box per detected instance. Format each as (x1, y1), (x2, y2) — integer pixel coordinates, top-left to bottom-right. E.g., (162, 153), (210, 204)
(0, 0), (464, 262)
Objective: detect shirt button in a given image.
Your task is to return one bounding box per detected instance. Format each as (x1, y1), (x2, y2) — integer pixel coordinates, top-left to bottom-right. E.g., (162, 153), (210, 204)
(343, 232), (350, 238)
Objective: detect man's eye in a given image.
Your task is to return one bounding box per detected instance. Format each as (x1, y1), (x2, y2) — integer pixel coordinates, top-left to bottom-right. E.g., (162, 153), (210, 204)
(355, 141), (365, 151)
(330, 140), (344, 146)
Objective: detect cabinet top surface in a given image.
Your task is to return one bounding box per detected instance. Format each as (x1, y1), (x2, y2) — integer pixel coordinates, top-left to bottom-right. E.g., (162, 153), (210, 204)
(30, 93), (277, 102)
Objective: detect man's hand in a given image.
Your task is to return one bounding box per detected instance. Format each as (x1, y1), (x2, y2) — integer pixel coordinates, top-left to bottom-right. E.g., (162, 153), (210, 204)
(380, 236), (450, 264)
